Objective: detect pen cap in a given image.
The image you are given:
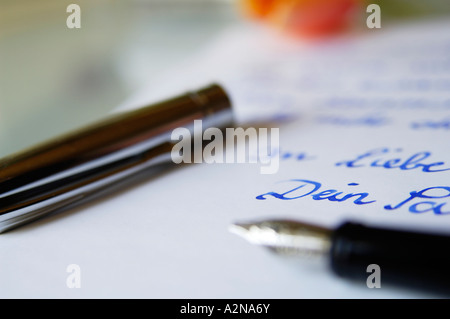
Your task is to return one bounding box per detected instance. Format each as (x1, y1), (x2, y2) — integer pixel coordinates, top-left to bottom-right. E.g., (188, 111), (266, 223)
(0, 84), (233, 192)
(330, 222), (450, 294)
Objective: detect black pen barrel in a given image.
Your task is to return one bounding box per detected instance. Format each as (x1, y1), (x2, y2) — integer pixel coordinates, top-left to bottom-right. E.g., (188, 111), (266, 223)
(330, 222), (450, 294)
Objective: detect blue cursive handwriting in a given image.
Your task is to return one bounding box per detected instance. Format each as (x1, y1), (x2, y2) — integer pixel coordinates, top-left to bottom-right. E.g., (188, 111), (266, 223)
(411, 119), (450, 130)
(249, 149), (315, 162)
(280, 151), (315, 161)
(256, 179), (375, 205)
(336, 147), (450, 173)
(316, 114), (388, 127)
(384, 186), (450, 215)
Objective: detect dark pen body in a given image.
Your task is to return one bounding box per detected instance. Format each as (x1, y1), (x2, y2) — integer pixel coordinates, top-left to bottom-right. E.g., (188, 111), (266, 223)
(0, 84), (233, 233)
(231, 219), (450, 295)
(0, 84), (231, 190)
(331, 222), (450, 294)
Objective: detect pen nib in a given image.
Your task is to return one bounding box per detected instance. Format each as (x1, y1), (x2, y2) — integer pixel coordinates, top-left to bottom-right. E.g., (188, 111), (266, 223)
(229, 219), (332, 258)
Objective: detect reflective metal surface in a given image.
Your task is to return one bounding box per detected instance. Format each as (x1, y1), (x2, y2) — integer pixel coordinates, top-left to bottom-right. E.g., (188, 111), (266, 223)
(0, 84), (233, 233)
(230, 219), (333, 258)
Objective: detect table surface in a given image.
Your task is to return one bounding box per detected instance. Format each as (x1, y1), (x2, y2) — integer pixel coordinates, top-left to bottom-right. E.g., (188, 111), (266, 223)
(0, 1), (239, 157)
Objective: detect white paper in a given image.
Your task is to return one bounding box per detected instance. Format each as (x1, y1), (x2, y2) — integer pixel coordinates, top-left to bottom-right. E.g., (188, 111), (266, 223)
(2, 18), (450, 298)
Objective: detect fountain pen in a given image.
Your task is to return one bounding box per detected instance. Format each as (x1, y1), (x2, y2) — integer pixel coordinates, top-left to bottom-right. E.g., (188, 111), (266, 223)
(0, 84), (233, 233)
(230, 219), (450, 295)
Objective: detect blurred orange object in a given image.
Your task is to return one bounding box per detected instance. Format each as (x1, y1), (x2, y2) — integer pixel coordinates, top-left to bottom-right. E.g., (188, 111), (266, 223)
(240, 0), (361, 37)
(240, 0), (277, 19)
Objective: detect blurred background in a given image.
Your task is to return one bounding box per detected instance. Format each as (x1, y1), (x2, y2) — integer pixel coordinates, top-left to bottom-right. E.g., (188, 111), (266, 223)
(1, 0), (449, 157)
(0, 0), (238, 157)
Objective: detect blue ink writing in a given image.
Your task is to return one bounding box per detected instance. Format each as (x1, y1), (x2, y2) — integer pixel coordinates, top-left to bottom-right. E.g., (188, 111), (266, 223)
(250, 149), (315, 162)
(256, 179), (375, 205)
(411, 119), (450, 130)
(317, 114), (388, 127)
(384, 186), (450, 215)
(336, 147), (450, 173)
(280, 151), (315, 161)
